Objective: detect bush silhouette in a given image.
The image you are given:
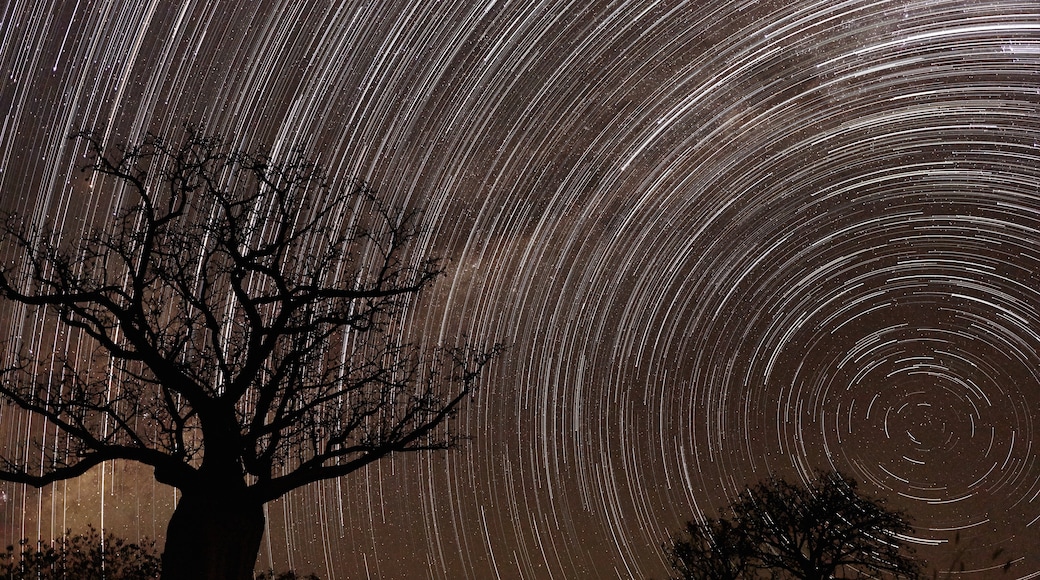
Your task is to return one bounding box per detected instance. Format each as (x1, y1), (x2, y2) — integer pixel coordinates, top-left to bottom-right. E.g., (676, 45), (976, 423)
(0, 528), (319, 580)
(0, 526), (160, 580)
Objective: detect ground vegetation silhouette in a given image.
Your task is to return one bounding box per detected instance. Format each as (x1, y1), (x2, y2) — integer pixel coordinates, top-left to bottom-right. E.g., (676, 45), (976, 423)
(0, 526), (159, 580)
(0, 527), (319, 580)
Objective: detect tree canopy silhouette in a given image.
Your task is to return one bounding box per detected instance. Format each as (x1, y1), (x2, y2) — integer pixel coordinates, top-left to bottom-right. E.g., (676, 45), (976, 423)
(665, 472), (921, 580)
(0, 127), (500, 580)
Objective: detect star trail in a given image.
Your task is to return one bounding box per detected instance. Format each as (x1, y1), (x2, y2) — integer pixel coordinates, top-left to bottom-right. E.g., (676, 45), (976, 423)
(1, 1), (1039, 578)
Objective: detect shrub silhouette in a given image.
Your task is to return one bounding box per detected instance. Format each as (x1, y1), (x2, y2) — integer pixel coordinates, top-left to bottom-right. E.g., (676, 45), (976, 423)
(0, 526), (160, 580)
(0, 528), (320, 580)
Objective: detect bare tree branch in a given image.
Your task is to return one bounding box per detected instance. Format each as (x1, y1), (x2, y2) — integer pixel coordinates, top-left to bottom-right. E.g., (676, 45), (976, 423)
(0, 126), (500, 510)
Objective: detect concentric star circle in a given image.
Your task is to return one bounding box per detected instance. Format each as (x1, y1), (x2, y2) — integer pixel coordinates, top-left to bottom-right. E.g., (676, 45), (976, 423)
(2, 0), (1039, 577)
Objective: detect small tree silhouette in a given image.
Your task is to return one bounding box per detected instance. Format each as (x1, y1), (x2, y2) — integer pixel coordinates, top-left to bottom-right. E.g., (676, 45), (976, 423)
(665, 472), (921, 580)
(0, 127), (500, 580)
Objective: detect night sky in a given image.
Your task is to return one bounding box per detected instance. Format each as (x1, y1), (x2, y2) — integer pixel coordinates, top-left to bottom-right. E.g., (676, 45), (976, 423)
(2, 1), (1040, 578)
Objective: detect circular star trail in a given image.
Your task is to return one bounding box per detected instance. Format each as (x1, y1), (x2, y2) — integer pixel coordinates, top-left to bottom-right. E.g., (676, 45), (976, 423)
(2, 1), (1039, 578)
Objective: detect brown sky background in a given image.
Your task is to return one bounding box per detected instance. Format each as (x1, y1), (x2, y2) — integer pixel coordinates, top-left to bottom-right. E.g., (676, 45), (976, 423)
(1, 1), (1039, 578)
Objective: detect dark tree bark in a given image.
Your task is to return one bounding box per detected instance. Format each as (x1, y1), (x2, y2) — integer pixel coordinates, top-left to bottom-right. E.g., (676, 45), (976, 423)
(161, 486), (265, 580)
(0, 127), (501, 580)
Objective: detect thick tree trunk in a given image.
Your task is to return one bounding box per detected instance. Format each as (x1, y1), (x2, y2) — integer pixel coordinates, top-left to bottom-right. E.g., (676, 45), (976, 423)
(161, 487), (265, 580)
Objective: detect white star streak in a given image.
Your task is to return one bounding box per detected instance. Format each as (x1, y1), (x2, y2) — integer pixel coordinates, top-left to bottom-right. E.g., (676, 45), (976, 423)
(1, 0), (1039, 577)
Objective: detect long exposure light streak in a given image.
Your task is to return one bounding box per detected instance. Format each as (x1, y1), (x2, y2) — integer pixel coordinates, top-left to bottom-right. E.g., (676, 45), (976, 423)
(1, 1), (1039, 578)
